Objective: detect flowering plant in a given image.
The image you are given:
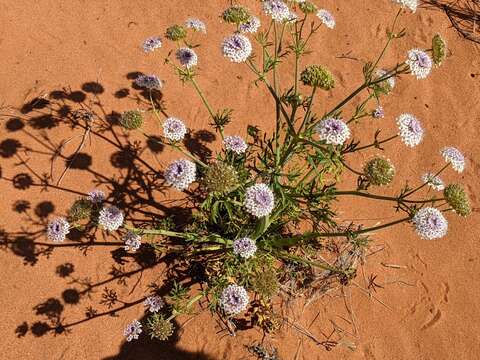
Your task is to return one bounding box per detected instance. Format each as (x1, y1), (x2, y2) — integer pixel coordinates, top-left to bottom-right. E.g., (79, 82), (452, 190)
(41, 0), (469, 346)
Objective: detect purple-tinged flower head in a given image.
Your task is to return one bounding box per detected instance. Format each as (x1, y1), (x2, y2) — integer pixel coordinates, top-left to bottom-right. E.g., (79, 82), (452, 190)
(406, 49), (433, 79)
(421, 172), (445, 191)
(87, 189), (105, 204)
(220, 284), (249, 316)
(239, 16), (261, 34)
(142, 36), (162, 53)
(315, 118), (351, 146)
(185, 18), (206, 33)
(244, 183), (275, 218)
(223, 135), (248, 154)
(98, 205), (124, 231)
(412, 207), (448, 240)
(135, 74), (163, 90)
(47, 217), (70, 242)
(316, 9), (335, 29)
(375, 69), (396, 92)
(123, 231), (141, 252)
(222, 33), (252, 63)
(163, 117), (187, 141)
(233, 237), (257, 259)
(392, 0), (418, 12)
(124, 319), (142, 342)
(164, 159), (196, 191)
(176, 47), (198, 69)
(372, 106), (385, 119)
(262, 0), (291, 22)
(441, 147), (465, 173)
(144, 295), (165, 313)
(397, 113), (424, 147)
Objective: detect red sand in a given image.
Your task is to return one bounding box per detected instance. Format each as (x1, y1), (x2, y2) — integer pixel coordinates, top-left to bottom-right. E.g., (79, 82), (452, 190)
(1, 1), (479, 359)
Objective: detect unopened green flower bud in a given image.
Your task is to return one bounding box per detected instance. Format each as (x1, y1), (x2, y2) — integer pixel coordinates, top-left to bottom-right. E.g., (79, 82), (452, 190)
(432, 34), (447, 66)
(146, 314), (174, 341)
(363, 157), (395, 186)
(203, 162), (239, 194)
(222, 5), (250, 25)
(68, 198), (92, 222)
(444, 184), (471, 217)
(299, 1), (317, 14)
(165, 24), (187, 41)
(300, 65), (335, 90)
(120, 110), (143, 130)
(252, 268), (279, 299)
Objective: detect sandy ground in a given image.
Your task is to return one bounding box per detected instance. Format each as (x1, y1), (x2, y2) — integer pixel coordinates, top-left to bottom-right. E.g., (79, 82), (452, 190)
(0, 0), (479, 359)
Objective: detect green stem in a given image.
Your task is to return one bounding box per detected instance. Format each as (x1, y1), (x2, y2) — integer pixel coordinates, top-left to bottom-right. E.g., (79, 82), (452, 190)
(344, 134), (398, 154)
(334, 190), (445, 204)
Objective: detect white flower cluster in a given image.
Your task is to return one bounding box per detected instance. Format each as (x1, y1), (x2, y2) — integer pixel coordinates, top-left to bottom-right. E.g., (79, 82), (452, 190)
(412, 207), (448, 240)
(244, 183), (275, 218)
(163, 117), (187, 141)
(164, 159), (197, 191)
(315, 118), (351, 146)
(397, 113), (424, 147)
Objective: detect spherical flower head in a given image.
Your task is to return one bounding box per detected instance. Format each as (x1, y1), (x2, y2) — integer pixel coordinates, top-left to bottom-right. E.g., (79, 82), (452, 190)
(222, 33), (252, 63)
(98, 205), (124, 231)
(315, 118), (350, 146)
(397, 113), (424, 147)
(300, 65), (335, 89)
(392, 0), (418, 12)
(244, 183), (275, 218)
(432, 34), (447, 66)
(164, 159), (196, 191)
(124, 319), (142, 342)
(143, 295), (165, 313)
(142, 36), (162, 53)
(363, 157), (395, 186)
(165, 24), (187, 41)
(406, 49), (433, 79)
(203, 162), (239, 194)
(233, 237), (257, 259)
(123, 231), (141, 252)
(262, 0), (291, 22)
(421, 172), (445, 191)
(47, 217), (70, 242)
(443, 184), (471, 217)
(372, 106), (385, 119)
(299, 1), (317, 14)
(441, 147), (465, 173)
(220, 284), (249, 316)
(374, 69), (396, 94)
(120, 110), (143, 130)
(176, 47), (198, 69)
(239, 16), (261, 34)
(185, 18), (206, 33)
(146, 314), (173, 341)
(222, 5), (250, 25)
(135, 74), (163, 90)
(412, 207), (448, 240)
(68, 198), (93, 222)
(87, 189), (106, 204)
(251, 268), (279, 298)
(223, 135), (248, 154)
(163, 117), (187, 141)
(316, 9), (335, 29)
